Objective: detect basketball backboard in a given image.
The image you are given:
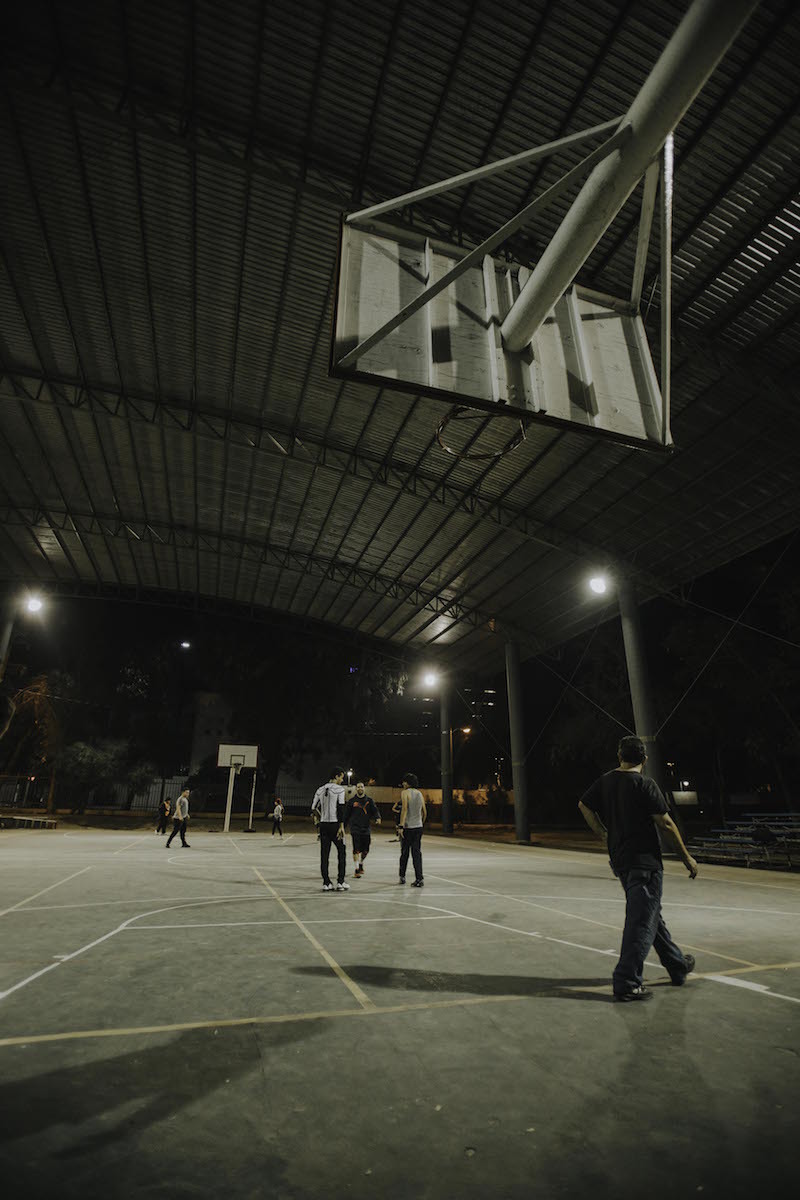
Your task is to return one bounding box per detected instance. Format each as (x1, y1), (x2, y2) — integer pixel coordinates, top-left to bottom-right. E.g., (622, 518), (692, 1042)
(331, 217), (671, 451)
(217, 743), (259, 770)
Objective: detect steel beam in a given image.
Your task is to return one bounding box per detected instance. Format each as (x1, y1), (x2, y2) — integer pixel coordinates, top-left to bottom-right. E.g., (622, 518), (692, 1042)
(630, 159), (659, 310)
(0, 369), (672, 595)
(0, 502), (533, 646)
(501, 0), (760, 351)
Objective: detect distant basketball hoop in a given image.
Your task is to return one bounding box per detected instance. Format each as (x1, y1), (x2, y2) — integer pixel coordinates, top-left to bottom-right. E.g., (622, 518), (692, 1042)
(217, 744), (259, 834)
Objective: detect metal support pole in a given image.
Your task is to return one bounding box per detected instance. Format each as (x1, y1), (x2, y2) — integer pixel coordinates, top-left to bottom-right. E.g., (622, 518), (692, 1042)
(505, 641), (530, 844)
(0, 614), (15, 684)
(501, 0), (759, 351)
(223, 766), (236, 834)
(246, 770), (257, 832)
(618, 580), (666, 795)
(660, 134), (674, 446)
(440, 684), (454, 836)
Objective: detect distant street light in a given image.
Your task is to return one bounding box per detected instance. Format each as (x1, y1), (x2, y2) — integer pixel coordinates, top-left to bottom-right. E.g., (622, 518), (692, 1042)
(423, 671), (439, 687)
(180, 641), (191, 649)
(1, 593), (47, 684)
(589, 576), (608, 595)
(461, 727), (472, 734)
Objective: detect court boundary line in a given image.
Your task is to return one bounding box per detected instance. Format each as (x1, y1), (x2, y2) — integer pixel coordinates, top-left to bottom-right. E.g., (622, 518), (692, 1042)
(427, 873), (762, 967)
(0, 866), (92, 919)
(0, 993), (527, 1048)
(251, 866), (375, 1010)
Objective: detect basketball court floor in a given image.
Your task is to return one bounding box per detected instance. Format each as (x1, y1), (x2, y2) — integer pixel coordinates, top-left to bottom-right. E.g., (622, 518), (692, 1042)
(0, 826), (797, 1198)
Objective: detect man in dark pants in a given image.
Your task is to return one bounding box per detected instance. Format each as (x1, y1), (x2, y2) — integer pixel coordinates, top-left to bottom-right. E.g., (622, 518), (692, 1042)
(155, 796), (171, 835)
(578, 735), (698, 1002)
(398, 772), (426, 887)
(345, 780), (381, 877)
(310, 769), (349, 892)
(166, 788), (191, 849)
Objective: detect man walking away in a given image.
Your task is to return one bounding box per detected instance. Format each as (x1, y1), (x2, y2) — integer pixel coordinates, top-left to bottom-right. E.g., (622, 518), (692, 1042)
(345, 781), (381, 877)
(271, 799), (284, 837)
(578, 735), (698, 1002)
(311, 769), (349, 892)
(155, 796), (171, 835)
(166, 788), (191, 849)
(398, 772), (426, 887)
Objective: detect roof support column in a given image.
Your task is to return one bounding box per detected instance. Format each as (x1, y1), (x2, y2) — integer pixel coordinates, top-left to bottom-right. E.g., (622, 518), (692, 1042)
(501, 0), (760, 351)
(505, 640), (530, 844)
(440, 683), (454, 836)
(618, 580), (666, 795)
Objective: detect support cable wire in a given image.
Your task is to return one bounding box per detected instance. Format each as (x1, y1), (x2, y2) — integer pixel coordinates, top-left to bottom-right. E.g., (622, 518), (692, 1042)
(663, 593), (800, 654)
(533, 655), (634, 736)
(655, 531), (797, 738)
(522, 605), (615, 763)
(454, 687), (511, 759)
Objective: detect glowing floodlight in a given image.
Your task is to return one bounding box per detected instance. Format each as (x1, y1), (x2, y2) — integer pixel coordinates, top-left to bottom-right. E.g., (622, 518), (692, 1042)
(423, 672), (439, 688)
(589, 576), (608, 595)
(26, 596), (43, 613)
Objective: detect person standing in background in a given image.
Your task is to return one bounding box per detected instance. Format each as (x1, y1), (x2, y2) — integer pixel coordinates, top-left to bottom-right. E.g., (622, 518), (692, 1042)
(155, 796), (171, 835)
(166, 788), (191, 849)
(271, 798), (284, 837)
(398, 772), (426, 887)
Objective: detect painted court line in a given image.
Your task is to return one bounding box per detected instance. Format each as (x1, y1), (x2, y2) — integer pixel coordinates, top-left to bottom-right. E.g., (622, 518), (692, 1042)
(251, 866), (375, 1011)
(127, 914), (460, 931)
(0, 867), (92, 919)
(0, 993), (526, 1049)
(428, 872), (762, 968)
(705, 974), (800, 1005)
(0, 894), (285, 1002)
(113, 834), (154, 855)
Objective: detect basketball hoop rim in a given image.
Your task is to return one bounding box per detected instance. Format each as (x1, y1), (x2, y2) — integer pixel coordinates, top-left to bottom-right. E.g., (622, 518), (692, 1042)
(435, 405), (528, 461)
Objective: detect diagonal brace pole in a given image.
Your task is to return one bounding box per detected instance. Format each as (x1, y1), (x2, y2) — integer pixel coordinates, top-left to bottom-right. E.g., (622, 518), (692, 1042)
(345, 117), (623, 225)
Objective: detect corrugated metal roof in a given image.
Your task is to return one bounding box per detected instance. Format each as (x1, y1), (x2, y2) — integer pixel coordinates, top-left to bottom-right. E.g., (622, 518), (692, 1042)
(1, 0), (799, 674)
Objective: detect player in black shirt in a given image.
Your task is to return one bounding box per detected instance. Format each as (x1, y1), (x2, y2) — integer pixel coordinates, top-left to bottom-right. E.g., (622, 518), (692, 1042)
(579, 734), (698, 1002)
(345, 781), (381, 878)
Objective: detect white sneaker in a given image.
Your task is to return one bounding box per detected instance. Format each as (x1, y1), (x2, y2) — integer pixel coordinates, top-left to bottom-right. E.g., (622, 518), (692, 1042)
(322, 882), (334, 891)
(336, 882), (350, 891)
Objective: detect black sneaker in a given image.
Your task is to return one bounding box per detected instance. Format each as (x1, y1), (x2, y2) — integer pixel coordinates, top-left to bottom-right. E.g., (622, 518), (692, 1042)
(671, 954), (696, 986)
(411, 879), (424, 887)
(398, 877), (405, 885)
(613, 985), (653, 1003)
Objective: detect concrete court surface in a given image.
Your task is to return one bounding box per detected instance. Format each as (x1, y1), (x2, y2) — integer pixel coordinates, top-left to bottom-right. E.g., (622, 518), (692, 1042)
(0, 827), (797, 1200)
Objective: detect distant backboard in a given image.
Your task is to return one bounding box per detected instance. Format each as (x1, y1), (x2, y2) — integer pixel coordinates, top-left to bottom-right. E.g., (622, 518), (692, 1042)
(331, 217), (672, 450)
(217, 743), (259, 769)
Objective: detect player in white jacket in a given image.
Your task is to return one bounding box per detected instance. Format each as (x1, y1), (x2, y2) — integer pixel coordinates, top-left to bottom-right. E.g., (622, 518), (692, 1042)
(311, 769), (348, 891)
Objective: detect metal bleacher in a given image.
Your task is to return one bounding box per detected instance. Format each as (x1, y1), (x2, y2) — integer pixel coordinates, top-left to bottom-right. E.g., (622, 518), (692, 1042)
(689, 814), (800, 871)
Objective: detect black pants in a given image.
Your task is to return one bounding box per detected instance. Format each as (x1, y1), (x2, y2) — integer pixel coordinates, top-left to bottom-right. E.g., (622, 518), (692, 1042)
(399, 827), (423, 881)
(613, 867), (689, 994)
(155, 815), (168, 834)
(319, 822), (346, 884)
(166, 817), (188, 847)
(272, 818), (283, 837)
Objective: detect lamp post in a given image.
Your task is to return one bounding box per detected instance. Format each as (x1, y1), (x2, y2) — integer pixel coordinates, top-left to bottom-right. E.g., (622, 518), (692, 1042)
(0, 594), (45, 685)
(420, 670), (454, 836)
(586, 573), (666, 794)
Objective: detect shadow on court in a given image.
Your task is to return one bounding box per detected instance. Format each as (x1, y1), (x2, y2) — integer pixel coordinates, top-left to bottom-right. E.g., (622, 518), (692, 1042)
(0, 1022), (312, 1158)
(293, 963), (615, 1001)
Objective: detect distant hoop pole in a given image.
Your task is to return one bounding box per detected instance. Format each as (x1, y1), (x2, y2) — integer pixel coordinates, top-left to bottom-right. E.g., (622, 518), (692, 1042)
(435, 406), (528, 462)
